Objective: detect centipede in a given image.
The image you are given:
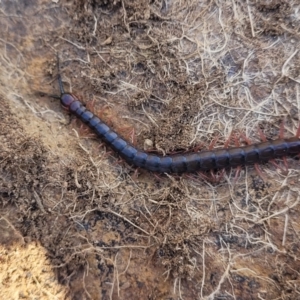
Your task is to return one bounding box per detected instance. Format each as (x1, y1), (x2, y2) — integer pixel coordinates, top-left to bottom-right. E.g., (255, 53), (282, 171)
(56, 58), (300, 174)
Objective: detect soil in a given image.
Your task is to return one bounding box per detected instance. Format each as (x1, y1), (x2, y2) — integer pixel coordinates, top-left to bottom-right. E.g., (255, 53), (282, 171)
(1, 0), (300, 299)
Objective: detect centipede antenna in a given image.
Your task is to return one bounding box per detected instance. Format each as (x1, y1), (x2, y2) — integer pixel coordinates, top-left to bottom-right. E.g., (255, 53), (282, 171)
(35, 90), (61, 99)
(56, 53), (65, 94)
(49, 94), (61, 99)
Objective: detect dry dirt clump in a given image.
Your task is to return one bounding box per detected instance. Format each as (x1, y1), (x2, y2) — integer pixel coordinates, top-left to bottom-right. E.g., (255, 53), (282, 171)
(1, 0), (300, 299)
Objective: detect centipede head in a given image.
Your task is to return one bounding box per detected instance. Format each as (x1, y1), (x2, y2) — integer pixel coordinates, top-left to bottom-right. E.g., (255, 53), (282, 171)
(60, 93), (78, 109)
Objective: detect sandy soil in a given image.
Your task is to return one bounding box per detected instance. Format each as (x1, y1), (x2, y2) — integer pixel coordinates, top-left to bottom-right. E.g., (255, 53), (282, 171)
(1, 0), (300, 299)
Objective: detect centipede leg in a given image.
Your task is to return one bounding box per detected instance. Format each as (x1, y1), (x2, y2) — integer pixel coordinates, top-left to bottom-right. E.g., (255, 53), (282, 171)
(282, 157), (289, 173)
(232, 131), (249, 182)
(254, 162), (265, 181)
(224, 130), (242, 149)
(254, 164), (266, 181)
(279, 120), (285, 139)
(296, 124), (300, 138)
(239, 131), (252, 145)
(209, 170), (218, 182)
(257, 127), (267, 142)
(237, 130), (267, 180)
(224, 131), (234, 148)
(118, 126), (136, 145)
(190, 142), (205, 153)
(132, 167), (141, 179)
(195, 171), (212, 183)
(153, 172), (164, 181)
(233, 167), (242, 183)
(208, 135), (220, 150)
(212, 169), (226, 183)
(267, 121), (289, 174)
(130, 127), (136, 145)
(234, 132), (242, 147)
(86, 98), (96, 112)
(77, 119), (96, 138)
(267, 159), (287, 175)
(194, 169), (225, 183)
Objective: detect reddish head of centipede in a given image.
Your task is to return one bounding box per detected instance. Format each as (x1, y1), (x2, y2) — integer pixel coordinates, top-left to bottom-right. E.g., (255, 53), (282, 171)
(60, 93), (78, 110)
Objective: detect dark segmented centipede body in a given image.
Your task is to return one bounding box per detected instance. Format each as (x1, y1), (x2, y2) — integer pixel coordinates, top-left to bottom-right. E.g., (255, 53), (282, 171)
(57, 60), (300, 174)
